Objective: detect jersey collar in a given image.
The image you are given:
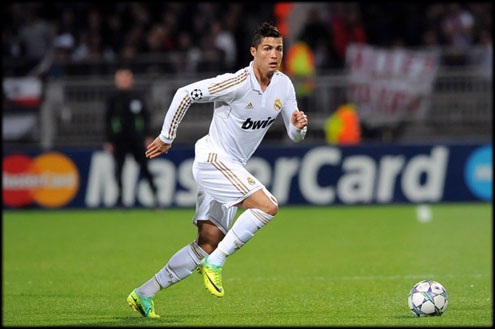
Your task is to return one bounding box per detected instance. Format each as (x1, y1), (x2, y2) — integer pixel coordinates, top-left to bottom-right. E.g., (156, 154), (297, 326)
(248, 61), (279, 94)
(248, 61), (263, 93)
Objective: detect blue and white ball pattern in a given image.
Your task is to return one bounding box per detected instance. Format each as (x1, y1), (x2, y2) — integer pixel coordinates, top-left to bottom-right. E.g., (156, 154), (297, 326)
(408, 280), (448, 317)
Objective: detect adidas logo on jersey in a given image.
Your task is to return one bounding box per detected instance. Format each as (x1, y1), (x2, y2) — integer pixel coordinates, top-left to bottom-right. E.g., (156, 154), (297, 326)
(241, 117), (276, 130)
(245, 102), (254, 109)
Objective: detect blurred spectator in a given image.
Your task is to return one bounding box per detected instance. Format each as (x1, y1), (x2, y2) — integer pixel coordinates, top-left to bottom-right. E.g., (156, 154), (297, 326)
(146, 24), (167, 53)
(87, 32), (103, 61)
(16, 4), (54, 73)
(121, 44), (137, 62)
(3, 2), (492, 76)
(72, 31), (90, 62)
(59, 7), (76, 32)
(298, 7), (335, 69)
(423, 29), (441, 49)
(2, 29), (18, 59)
(211, 21), (237, 70)
(125, 25), (146, 54)
(159, 10), (179, 50)
(104, 13), (125, 57)
(329, 3), (367, 67)
(29, 28), (74, 79)
(400, 4), (426, 47)
(197, 29), (224, 72)
(170, 31), (201, 73)
(469, 29), (492, 79)
(441, 3), (476, 65)
(441, 3), (475, 49)
(190, 3), (216, 42)
(130, 2), (151, 30)
(424, 3), (446, 46)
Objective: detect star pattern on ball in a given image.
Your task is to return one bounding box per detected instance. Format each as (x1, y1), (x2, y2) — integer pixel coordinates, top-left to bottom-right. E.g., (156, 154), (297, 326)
(190, 89), (203, 100)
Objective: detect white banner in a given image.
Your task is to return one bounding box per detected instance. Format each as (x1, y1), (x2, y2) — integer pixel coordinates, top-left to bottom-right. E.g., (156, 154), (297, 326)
(3, 77), (42, 106)
(345, 44), (439, 127)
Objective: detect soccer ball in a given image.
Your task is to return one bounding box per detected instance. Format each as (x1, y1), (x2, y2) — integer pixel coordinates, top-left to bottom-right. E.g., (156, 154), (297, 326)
(408, 280), (448, 317)
(190, 88), (203, 100)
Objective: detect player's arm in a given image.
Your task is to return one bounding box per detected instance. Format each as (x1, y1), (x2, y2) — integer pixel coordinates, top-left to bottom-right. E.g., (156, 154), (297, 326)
(146, 71), (244, 158)
(281, 82), (308, 143)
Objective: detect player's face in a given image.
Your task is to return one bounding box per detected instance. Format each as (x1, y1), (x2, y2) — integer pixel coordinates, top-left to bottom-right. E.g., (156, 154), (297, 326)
(251, 37), (283, 75)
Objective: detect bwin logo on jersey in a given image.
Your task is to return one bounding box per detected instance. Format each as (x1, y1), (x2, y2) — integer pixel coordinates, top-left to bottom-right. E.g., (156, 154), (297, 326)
(241, 117), (276, 130)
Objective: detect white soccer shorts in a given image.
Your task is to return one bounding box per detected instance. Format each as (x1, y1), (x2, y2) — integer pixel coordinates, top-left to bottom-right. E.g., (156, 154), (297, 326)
(191, 151), (264, 234)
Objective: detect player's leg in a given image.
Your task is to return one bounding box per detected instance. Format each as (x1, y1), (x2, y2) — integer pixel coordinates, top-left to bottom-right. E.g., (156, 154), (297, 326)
(193, 152), (276, 296)
(128, 239), (209, 318)
(133, 219), (226, 296)
(131, 140), (159, 206)
(113, 144), (126, 207)
(196, 220), (225, 254)
(198, 188), (277, 297)
(193, 191), (237, 297)
(127, 188), (234, 316)
(207, 187), (278, 268)
(151, 192), (233, 290)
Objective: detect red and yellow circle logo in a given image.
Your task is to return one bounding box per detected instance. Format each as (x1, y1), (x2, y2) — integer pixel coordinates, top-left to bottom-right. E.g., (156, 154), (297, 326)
(3, 152), (80, 208)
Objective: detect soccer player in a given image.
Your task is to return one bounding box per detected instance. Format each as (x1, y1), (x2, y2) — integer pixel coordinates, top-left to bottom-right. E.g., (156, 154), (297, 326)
(127, 22), (308, 318)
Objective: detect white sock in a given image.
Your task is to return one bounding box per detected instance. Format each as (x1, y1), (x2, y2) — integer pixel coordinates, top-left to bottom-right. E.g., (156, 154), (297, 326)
(136, 277), (161, 298)
(207, 209), (273, 267)
(139, 241), (208, 297)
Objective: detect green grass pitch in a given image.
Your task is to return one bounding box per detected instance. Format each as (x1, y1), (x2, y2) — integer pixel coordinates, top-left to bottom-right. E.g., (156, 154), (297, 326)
(3, 203), (492, 327)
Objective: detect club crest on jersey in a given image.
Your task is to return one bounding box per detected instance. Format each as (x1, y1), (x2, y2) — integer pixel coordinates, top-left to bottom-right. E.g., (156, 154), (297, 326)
(247, 177), (256, 185)
(190, 89), (203, 100)
(274, 98), (282, 111)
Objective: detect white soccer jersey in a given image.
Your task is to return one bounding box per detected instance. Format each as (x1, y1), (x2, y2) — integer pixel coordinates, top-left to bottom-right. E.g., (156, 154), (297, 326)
(159, 61), (307, 165)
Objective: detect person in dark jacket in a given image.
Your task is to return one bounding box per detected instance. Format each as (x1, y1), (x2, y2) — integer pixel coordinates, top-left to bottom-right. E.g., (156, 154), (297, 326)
(104, 67), (159, 208)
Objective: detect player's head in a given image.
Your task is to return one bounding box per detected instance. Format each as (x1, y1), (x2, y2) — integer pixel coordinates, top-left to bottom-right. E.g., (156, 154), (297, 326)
(250, 22), (283, 76)
(114, 67), (134, 90)
(251, 22), (282, 49)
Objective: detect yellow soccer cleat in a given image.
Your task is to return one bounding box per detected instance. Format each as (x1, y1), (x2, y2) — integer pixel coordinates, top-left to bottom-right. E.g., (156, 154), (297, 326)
(127, 289), (160, 318)
(198, 257), (224, 297)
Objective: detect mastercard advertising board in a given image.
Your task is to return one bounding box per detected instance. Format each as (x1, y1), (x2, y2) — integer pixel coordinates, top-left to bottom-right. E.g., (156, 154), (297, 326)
(2, 144), (492, 209)
(3, 152), (80, 208)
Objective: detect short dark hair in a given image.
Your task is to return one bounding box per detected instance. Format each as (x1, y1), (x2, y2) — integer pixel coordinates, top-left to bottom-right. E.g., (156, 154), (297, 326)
(251, 22), (282, 49)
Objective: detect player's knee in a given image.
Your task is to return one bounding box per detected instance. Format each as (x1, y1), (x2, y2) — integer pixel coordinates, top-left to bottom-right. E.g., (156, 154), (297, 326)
(198, 242), (216, 255)
(262, 203), (278, 216)
(197, 234), (218, 254)
(261, 188), (278, 216)
(197, 222), (225, 254)
(197, 235), (221, 254)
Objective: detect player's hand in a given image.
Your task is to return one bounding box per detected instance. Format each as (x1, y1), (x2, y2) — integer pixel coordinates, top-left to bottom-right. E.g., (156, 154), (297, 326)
(145, 137), (172, 159)
(291, 110), (308, 129)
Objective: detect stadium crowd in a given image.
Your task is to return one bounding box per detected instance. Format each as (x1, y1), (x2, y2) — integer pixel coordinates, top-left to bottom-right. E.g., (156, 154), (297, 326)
(2, 2), (492, 77)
